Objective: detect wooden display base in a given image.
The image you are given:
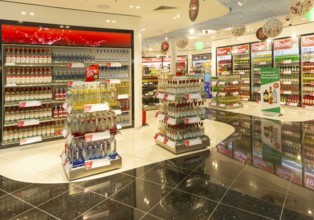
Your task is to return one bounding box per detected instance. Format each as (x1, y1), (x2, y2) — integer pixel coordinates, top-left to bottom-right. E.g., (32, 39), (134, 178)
(156, 136), (210, 154)
(61, 154), (122, 181)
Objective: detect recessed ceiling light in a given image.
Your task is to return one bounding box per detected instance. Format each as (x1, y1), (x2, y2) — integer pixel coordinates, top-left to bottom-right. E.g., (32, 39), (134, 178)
(129, 5), (134, 8)
(106, 19), (110, 23)
(135, 6), (141, 9)
(165, 37), (168, 40)
(238, 2), (242, 6)
(60, 25), (64, 28)
(97, 4), (110, 9)
(308, 210), (312, 215)
(189, 29), (195, 34)
(141, 28), (146, 31)
(112, 20), (116, 23)
(65, 25), (70, 29)
(176, 14), (180, 18)
(21, 11), (26, 15)
(29, 12), (34, 16)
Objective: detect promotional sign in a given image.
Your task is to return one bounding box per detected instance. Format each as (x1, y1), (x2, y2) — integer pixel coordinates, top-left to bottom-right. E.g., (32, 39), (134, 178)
(301, 35), (314, 47)
(274, 38), (298, 50)
(251, 42), (272, 52)
(204, 73), (212, 98)
(217, 47), (231, 56)
(161, 41), (169, 52)
(256, 27), (268, 41)
(260, 68), (281, 116)
(189, 0), (199, 22)
(86, 64), (99, 82)
(232, 44), (250, 55)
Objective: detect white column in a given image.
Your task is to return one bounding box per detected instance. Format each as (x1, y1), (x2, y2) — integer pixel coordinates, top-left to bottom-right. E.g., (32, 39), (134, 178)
(170, 38), (177, 75)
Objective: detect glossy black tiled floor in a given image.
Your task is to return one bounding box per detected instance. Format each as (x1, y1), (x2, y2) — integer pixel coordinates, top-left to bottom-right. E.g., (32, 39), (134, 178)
(0, 109), (313, 220)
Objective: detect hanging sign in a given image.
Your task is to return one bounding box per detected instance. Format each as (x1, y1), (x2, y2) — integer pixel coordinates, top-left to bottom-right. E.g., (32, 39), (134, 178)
(301, 35), (314, 47)
(256, 27), (268, 41)
(189, 0), (199, 22)
(161, 41), (169, 52)
(86, 64), (99, 82)
(260, 68), (281, 116)
(274, 38), (298, 50)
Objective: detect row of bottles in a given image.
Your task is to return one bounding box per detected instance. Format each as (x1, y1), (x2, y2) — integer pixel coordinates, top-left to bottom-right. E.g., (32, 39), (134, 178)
(4, 105), (53, 123)
(53, 105), (67, 118)
(118, 98), (130, 111)
(53, 52), (95, 63)
(5, 47), (52, 64)
(166, 102), (205, 118)
(303, 73), (314, 83)
(95, 48), (130, 62)
(280, 95), (300, 104)
(54, 88), (67, 100)
(281, 85), (299, 92)
(262, 87), (278, 104)
(279, 65), (300, 72)
(53, 70), (85, 82)
(163, 79), (204, 94)
(281, 75), (299, 83)
(233, 69), (250, 74)
(65, 138), (117, 168)
(116, 82), (130, 95)
(4, 87), (52, 103)
(99, 66), (129, 78)
(252, 54), (272, 64)
(302, 62), (314, 71)
(159, 122), (205, 141)
(2, 121), (64, 144)
(6, 67), (52, 84)
(302, 95), (314, 106)
(275, 54), (300, 62)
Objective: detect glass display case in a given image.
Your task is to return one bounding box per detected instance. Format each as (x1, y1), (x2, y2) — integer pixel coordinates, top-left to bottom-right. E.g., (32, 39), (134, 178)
(216, 47), (232, 76)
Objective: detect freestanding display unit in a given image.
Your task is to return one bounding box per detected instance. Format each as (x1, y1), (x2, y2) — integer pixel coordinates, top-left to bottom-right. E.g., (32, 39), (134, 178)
(0, 21), (134, 149)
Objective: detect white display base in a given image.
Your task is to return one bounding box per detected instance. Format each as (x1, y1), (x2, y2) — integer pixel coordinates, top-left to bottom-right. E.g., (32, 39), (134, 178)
(61, 155), (122, 181)
(155, 136), (210, 154)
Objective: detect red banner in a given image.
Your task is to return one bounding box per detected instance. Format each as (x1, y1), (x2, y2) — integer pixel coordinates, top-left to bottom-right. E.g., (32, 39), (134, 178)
(232, 44), (249, 55)
(302, 36), (314, 47)
(142, 57), (162, 63)
(217, 47), (231, 56)
(2, 24), (132, 47)
(251, 42), (272, 52)
(274, 38), (298, 50)
(163, 56), (188, 62)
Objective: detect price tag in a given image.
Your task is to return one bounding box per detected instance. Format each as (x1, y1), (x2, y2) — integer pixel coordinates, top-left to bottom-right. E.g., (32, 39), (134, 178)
(184, 138), (202, 147)
(156, 135), (165, 143)
(67, 81), (85, 87)
(233, 103), (240, 107)
(259, 62), (266, 65)
(166, 94), (176, 101)
(167, 117), (176, 125)
(66, 105), (73, 114)
(85, 130), (110, 142)
(239, 71), (245, 75)
(66, 134), (74, 145)
(185, 93), (201, 100)
(211, 81), (217, 86)
(156, 93), (165, 99)
(288, 102), (298, 107)
(219, 103), (226, 108)
(6, 83), (16, 87)
(218, 81), (225, 85)
(20, 136), (42, 145)
(210, 102), (217, 106)
(108, 62), (122, 68)
(67, 63), (85, 68)
(218, 92), (226, 97)
(64, 159), (71, 173)
(157, 113), (165, 121)
(283, 81), (292, 85)
(184, 116), (201, 124)
(62, 102), (68, 110)
(112, 109), (122, 115)
(311, 58), (314, 63)
(5, 62), (15, 66)
(84, 103), (109, 112)
(283, 90), (292, 95)
(85, 158), (111, 170)
(105, 79), (121, 84)
(118, 94), (129, 99)
(62, 128), (69, 138)
(231, 81), (239, 85)
(19, 100), (41, 108)
(280, 101), (286, 105)
(117, 124), (122, 129)
(242, 97), (249, 101)
(282, 70), (292, 75)
(282, 60), (292, 64)
(17, 119), (40, 127)
(232, 91), (239, 96)
(164, 138), (176, 148)
(305, 173), (314, 190)
(243, 80), (250, 84)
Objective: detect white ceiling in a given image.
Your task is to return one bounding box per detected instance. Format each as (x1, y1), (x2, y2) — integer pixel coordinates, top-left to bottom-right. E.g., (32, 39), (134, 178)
(2, 0), (229, 38)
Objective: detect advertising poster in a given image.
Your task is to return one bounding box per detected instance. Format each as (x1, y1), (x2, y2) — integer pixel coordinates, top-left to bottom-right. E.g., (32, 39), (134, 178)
(260, 68), (281, 116)
(204, 73), (212, 98)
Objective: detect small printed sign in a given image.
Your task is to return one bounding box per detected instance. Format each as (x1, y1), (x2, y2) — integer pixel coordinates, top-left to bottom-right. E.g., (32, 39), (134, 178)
(17, 119), (40, 127)
(184, 137), (202, 147)
(117, 94), (129, 99)
(84, 103), (109, 113)
(85, 130), (110, 142)
(20, 136), (42, 145)
(19, 100), (41, 108)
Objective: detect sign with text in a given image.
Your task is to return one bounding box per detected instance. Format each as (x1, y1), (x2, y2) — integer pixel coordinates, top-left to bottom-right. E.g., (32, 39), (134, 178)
(251, 42), (272, 52)
(260, 68), (281, 116)
(274, 38), (298, 51)
(301, 35), (314, 47)
(217, 47), (231, 56)
(232, 44), (250, 55)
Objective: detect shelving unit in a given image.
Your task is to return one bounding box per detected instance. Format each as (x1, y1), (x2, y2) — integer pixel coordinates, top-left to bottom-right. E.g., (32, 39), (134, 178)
(217, 47), (232, 76)
(210, 75), (243, 109)
(251, 42), (273, 102)
(60, 82), (122, 180)
(232, 44), (251, 101)
(274, 38), (301, 106)
(154, 77), (210, 154)
(142, 75), (159, 110)
(1, 44), (133, 148)
(303, 121), (314, 190)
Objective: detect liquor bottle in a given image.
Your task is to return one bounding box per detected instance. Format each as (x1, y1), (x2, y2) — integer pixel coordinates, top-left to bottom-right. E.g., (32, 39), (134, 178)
(263, 90), (269, 102)
(273, 89), (277, 103)
(269, 87), (273, 104)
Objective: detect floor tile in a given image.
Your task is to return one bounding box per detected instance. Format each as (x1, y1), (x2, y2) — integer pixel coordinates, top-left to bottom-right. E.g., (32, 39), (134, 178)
(11, 208), (59, 220)
(76, 173), (135, 198)
(0, 194), (33, 219)
(75, 199), (146, 220)
(148, 189), (217, 220)
(12, 182), (71, 206)
(281, 208), (313, 220)
(0, 189), (7, 198)
(140, 214), (164, 220)
(139, 164), (188, 188)
(111, 179), (172, 212)
(0, 176), (32, 193)
(221, 190), (282, 219)
(176, 171), (228, 202)
(210, 204), (272, 220)
(37, 187), (105, 219)
(123, 163), (158, 177)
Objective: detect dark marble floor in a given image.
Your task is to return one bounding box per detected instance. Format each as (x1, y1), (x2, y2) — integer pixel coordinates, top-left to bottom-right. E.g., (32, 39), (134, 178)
(0, 109), (313, 220)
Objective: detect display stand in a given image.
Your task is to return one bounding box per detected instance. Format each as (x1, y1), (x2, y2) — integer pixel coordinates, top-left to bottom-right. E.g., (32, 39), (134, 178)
(154, 77), (210, 154)
(60, 82), (122, 180)
(210, 75), (243, 109)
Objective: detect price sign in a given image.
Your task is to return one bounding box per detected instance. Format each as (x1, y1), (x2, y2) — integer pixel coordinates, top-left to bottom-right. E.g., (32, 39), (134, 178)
(231, 81), (239, 85)
(20, 136), (42, 145)
(67, 81), (84, 87)
(280, 101), (286, 105)
(164, 138), (176, 148)
(84, 103), (109, 113)
(259, 62), (266, 65)
(6, 83), (16, 87)
(62, 128), (69, 138)
(239, 71), (245, 75)
(218, 92), (226, 97)
(282, 60), (292, 64)
(62, 102), (68, 110)
(289, 102), (298, 107)
(156, 135), (165, 143)
(157, 113), (165, 121)
(166, 94), (176, 101)
(282, 70), (292, 75)
(184, 116), (201, 124)
(219, 103), (226, 108)
(243, 80), (250, 84)
(85, 130), (110, 142)
(232, 91), (239, 96)
(210, 102), (217, 106)
(105, 79), (121, 84)
(283, 90), (292, 95)
(113, 109), (122, 115)
(5, 62), (15, 66)
(19, 101), (41, 108)
(184, 138), (202, 147)
(88, 158), (111, 170)
(305, 173), (314, 190)
(66, 105), (73, 114)
(211, 81), (217, 86)
(118, 94), (129, 99)
(188, 93), (202, 100)
(167, 117), (176, 125)
(67, 63), (85, 68)
(17, 119), (40, 127)
(233, 103), (240, 107)
(242, 97), (249, 101)
(282, 81), (292, 85)
(218, 81), (225, 85)
(156, 93), (165, 99)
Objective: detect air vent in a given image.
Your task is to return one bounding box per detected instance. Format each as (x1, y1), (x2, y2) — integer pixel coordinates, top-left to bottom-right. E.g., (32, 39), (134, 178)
(154, 6), (178, 11)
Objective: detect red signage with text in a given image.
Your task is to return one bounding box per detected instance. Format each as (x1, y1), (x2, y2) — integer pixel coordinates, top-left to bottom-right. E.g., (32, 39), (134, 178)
(251, 42), (272, 52)
(163, 56), (188, 62)
(302, 35), (314, 47)
(2, 24), (132, 47)
(217, 47), (231, 56)
(142, 57), (163, 63)
(274, 38), (298, 50)
(232, 44), (250, 55)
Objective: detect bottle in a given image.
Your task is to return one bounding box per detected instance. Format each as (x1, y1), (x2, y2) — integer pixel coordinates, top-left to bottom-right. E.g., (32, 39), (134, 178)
(263, 89), (269, 102)
(268, 87), (273, 104)
(273, 89), (277, 103)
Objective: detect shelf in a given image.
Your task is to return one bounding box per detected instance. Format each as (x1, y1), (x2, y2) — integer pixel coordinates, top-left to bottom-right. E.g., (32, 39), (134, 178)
(4, 63), (53, 67)
(4, 82), (69, 88)
(2, 135), (63, 147)
(209, 102), (243, 109)
(155, 135), (209, 154)
(4, 100), (64, 107)
(4, 118), (65, 127)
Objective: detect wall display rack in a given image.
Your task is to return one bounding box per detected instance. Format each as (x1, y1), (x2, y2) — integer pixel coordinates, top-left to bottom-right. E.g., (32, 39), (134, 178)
(154, 77), (210, 154)
(217, 47), (232, 76)
(60, 82), (122, 180)
(0, 22), (134, 148)
(232, 44), (251, 101)
(142, 75), (159, 110)
(210, 75), (243, 109)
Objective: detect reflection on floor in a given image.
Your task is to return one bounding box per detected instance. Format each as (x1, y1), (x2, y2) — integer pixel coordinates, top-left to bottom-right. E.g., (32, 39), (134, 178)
(0, 105), (314, 219)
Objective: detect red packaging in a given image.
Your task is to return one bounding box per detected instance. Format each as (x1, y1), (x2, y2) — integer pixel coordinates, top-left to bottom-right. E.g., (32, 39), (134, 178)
(86, 64), (99, 82)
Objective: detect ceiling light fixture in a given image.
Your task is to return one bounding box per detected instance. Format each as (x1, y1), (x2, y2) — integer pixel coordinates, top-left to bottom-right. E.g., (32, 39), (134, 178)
(238, 2), (242, 6)
(308, 210), (312, 215)
(29, 12), (34, 16)
(189, 29), (195, 34)
(112, 20), (116, 23)
(21, 11), (27, 15)
(106, 19), (110, 23)
(165, 37), (168, 40)
(129, 5), (134, 8)
(176, 14), (180, 18)
(135, 6), (141, 9)
(60, 25), (64, 28)
(97, 4), (110, 9)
